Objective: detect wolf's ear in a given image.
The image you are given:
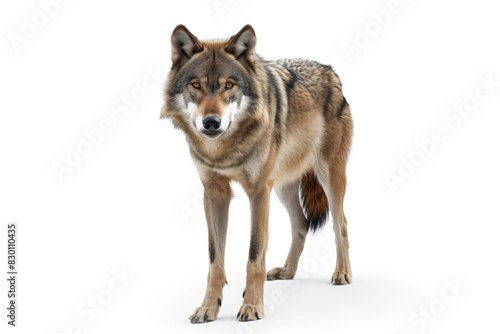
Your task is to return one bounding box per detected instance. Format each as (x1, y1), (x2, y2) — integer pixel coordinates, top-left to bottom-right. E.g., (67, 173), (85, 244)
(171, 25), (204, 67)
(224, 25), (257, 67)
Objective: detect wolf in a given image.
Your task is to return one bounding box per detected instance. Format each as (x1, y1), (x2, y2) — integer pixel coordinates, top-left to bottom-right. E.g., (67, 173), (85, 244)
(161, 24), (353, 323)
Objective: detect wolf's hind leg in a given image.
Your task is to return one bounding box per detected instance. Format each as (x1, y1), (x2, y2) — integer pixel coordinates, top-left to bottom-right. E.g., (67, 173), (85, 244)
(267, 180), (308, 280)
(315, 157), (352, 285)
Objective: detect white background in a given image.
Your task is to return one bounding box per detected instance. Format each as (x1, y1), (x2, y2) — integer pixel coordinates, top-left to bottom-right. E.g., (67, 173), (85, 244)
(1, 0), (500, 333)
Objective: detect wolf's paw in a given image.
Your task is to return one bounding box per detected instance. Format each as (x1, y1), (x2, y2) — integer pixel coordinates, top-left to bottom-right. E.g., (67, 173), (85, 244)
(189, 304), (219, 324)
(331, 271), (352, 285)
(237, 303), (263, 322)
(266, 267), (295, 280)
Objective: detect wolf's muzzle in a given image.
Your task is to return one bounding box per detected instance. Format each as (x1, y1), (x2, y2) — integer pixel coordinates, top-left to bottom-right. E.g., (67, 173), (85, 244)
(201, 116), (224, 139)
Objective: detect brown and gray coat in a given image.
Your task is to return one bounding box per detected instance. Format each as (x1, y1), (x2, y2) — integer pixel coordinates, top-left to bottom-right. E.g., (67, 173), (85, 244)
(161, 24), (353, 323)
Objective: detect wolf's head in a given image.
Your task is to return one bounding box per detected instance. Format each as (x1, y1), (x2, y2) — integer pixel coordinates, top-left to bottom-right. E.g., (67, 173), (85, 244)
(162, 25), (258, 140)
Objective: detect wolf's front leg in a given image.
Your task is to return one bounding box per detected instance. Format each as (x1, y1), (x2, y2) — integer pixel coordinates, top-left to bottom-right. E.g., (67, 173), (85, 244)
(238, 184), (271, 322)
(190, 176), (231, 324)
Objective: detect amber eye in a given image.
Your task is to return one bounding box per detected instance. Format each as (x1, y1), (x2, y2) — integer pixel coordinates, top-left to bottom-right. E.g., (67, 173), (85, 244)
(225, 82), (234, 89)
(192, 82), (200, 89)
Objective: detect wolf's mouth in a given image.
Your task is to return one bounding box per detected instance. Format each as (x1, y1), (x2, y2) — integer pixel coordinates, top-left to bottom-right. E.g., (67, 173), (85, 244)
(200, 130), (223, 139)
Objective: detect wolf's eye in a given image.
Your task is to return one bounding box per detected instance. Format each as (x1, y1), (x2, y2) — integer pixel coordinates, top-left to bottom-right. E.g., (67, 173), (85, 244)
(225, 82), (234, 89)
(192, 82), (200, 89)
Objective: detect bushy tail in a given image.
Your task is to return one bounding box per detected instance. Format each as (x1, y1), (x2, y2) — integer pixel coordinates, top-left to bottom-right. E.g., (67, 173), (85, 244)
(299, 171), (329, 232)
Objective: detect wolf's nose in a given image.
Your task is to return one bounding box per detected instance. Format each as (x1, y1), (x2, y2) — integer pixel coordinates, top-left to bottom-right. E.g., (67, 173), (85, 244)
(202, 116), (221, 131)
